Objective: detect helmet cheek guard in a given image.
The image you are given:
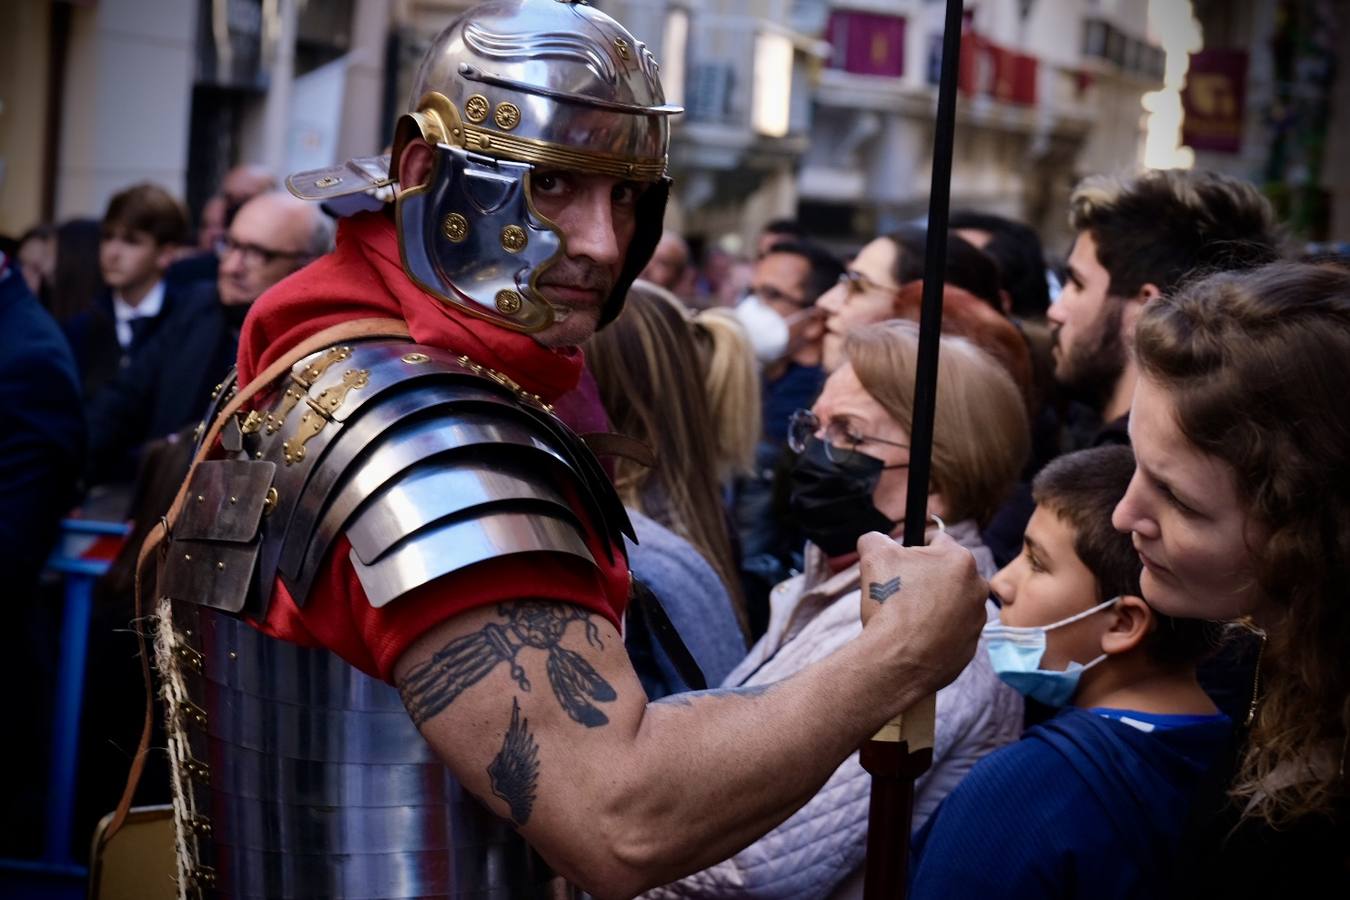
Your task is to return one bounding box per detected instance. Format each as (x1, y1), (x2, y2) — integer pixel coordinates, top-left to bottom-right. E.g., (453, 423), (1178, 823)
(397, 143), (564, 332)
(286, 0), (681, 337)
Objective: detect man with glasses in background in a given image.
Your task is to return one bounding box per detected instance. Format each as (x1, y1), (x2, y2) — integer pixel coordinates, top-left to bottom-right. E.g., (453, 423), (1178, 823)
(733, 239), (843, 637)
(85, 191), (333, 483)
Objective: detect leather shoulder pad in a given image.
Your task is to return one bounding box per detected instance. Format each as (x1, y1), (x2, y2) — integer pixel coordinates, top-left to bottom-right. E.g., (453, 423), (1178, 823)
(184, 339), (631, 615)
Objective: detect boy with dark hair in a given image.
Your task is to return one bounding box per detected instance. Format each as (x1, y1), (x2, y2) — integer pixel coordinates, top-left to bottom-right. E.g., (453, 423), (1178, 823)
(98, 182), (191, 357)
(63, 182), (200, 404)
(909, 445), (1232, 899)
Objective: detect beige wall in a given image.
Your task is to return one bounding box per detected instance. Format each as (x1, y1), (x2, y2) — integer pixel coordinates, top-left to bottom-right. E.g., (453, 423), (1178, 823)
(0, 0), (52, 235)
(54, 0), (197, 221)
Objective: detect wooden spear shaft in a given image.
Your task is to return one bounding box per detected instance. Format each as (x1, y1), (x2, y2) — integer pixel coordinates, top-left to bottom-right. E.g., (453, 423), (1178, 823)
(860, 0), (966, 896)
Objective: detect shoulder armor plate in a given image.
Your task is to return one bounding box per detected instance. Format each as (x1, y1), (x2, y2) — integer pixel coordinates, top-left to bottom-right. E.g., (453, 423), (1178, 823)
(160, 339), (633, 616)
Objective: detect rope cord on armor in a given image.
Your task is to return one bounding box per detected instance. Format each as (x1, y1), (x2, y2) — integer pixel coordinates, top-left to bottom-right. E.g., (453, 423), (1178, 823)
(97, 318), (412, 866)
(154, 597), (200, 898)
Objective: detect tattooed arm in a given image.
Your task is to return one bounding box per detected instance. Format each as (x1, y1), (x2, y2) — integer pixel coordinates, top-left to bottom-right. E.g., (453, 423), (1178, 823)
(393, 534), (987, 900)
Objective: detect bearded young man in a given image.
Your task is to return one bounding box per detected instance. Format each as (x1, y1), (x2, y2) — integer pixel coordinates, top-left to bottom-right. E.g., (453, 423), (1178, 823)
(146, 3), (988, 897)
(1049, 169), (1281, 448)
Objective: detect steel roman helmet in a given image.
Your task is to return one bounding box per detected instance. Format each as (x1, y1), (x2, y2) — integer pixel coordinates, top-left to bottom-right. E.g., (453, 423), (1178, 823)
(287, 0), (680, 333)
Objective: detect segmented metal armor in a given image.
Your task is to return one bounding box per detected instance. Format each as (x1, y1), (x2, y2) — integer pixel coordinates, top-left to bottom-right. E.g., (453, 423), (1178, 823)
(153, 1), (678, 895)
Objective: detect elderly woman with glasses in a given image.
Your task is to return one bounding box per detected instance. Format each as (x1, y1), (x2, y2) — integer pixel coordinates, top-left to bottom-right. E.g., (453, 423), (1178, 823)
(645, 319), (1030, 900)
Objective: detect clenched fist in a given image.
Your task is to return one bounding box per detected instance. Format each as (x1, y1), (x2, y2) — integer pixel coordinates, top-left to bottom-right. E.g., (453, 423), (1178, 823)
(856, 531), (988, 697)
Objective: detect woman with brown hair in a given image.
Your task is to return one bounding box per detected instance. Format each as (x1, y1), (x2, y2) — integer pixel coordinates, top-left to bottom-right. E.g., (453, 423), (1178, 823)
(585, 280), (759, 641)
(1112, 261), (1350, 892)
(647, 320), (1029, 899)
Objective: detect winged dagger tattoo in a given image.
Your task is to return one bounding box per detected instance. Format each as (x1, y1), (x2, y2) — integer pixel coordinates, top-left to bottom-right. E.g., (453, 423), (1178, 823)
(399, 601), (618, 727)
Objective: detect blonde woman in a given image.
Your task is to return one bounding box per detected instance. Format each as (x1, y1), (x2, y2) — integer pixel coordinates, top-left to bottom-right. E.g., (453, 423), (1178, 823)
(586, 280), (760, 655)
(647, 320), (1030, 899)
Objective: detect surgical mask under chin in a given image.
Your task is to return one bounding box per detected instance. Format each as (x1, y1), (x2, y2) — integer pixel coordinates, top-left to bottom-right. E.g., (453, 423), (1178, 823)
(982, 597), (1120, 707)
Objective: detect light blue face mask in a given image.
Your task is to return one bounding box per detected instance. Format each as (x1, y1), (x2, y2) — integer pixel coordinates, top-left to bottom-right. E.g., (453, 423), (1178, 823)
(982, 597), (1121, 707)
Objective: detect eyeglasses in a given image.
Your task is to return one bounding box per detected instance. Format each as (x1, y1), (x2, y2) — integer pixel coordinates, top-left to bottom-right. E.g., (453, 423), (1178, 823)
(838, 269), (901, 296)
(753, 284), (809, 310)
(787, 408), (909, 468)
(218, 236), (309, 267)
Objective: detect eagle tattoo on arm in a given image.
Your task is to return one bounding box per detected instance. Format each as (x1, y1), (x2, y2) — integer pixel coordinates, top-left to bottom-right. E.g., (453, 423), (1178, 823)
(400, 601), (618, 727)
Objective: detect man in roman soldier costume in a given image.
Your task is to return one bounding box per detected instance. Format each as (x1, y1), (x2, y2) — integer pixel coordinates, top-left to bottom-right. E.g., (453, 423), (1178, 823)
(145, 1), (989, 897)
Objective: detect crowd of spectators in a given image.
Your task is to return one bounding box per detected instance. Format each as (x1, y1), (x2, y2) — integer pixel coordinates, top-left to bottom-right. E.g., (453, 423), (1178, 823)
(2, 160), (1347, 896)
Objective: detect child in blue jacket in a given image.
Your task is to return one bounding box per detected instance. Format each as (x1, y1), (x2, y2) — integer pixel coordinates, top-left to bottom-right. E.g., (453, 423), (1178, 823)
(910, 445), (1232, 899)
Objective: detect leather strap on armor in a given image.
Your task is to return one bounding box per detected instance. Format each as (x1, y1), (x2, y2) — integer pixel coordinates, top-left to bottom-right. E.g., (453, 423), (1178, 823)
(103, 317), (410, 852)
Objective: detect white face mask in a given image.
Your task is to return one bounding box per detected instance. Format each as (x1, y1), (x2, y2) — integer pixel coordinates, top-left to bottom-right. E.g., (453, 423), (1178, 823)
(734, 294), (790, 363)
(735, 296), (818, 365)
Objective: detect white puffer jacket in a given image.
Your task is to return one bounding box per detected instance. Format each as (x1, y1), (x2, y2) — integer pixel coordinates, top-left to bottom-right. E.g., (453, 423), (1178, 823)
(643, 521), (1023, 900)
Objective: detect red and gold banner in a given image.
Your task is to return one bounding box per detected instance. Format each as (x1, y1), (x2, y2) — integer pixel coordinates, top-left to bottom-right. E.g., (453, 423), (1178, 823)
(1183, 49), (1247, 153)
(827, 11), (907, 78)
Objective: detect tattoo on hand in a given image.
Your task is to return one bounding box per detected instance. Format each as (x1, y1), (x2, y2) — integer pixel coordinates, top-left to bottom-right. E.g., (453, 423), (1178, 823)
(869, 577), (902, 603)
(488, 697), (540, 827)
(652, 683), (775, 708)
(399, 602), (618, 727)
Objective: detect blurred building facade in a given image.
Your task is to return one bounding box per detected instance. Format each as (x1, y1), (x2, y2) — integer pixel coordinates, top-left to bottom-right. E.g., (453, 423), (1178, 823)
(1, 0), (1345, 253)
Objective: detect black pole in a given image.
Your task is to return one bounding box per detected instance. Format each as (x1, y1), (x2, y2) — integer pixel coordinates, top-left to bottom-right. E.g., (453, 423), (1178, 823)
(903, 0), (963, 549)
(861, 0), (965, 897)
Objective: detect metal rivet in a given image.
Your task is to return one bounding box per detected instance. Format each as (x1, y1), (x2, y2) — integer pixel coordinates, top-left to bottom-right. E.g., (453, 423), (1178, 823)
(229, 496), (237, 504)
(464, 94), (490, 123)
(442, 212), (469, 243)
(494, 102), (521, 131)
(184, 553), (192, 561)
(197, 495), (204, 503)
(228, 651), (237, 660)
(479, 134), (492, 149)
(216, 562), (225, 571)
(315, 175), (341, 188)
(255, 451), (264, 459)
(495, 290), (523, 314)
(500, 225), (527, 253)
(402, 352), (430, 365)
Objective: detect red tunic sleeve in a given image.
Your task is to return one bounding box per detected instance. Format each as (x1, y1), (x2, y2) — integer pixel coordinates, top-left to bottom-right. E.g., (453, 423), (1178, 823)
(251, 527), (630, 684)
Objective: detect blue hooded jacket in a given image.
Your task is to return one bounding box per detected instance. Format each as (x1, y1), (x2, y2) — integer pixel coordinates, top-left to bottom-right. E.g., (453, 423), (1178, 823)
(909, 706), (1231, 899)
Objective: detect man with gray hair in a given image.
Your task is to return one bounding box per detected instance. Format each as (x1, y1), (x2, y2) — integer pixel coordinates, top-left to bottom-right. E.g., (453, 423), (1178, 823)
(86, 191), (333, 481)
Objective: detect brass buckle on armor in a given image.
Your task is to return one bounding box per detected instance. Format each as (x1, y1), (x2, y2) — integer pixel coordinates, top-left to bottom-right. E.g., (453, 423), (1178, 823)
(175, 643), (204, 675)
(266, 384), (306, 435)
(283, 368), (370, 466)
(187, 865), (217, 889)
(294, 345), (353, 388)
(184, 756), (210, 785)
(456, 355), (554, 413)
(178, 699), (209, 731)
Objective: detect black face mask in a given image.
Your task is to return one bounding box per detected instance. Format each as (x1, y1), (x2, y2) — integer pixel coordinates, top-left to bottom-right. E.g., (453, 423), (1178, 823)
(787, 437), (897, 558)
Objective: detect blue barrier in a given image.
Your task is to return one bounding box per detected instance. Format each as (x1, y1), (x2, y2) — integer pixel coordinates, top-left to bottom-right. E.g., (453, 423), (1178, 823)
(0, 518), (130, 893)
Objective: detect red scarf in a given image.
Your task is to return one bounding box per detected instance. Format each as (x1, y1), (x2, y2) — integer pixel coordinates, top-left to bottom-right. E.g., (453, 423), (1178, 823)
(237, 211), (584, 399)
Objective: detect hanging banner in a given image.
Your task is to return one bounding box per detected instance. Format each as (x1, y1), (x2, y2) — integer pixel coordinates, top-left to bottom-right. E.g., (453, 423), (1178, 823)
(827, 10), (906, 77)
(1182, 49), (1247, 154)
